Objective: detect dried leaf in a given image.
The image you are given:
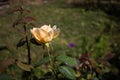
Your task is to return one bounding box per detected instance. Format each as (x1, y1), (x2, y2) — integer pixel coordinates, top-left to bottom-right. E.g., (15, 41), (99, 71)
(12, 19), (21, 28)
(17, 38), (26, 48)
(80, 53), (89, 60)
(21, 16), (37, 23)
(16, 60), (33, 71)
(0, 59), (15, 74)
(102, 61), (111, 67)
(104, 53), (115, 61)
(9, 6), (30, 14)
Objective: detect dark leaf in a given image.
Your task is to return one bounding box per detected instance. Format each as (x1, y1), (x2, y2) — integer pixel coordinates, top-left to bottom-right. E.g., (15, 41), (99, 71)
(44, 72), (52, 77)
(56, 54), (77, 66)
(17, 38), (26, 48)
(58, 66), (76, 80)
(111, 67), (119, 75)
(0, 46), (7, 51)
(0, 74), (13, 80)
(30, 38), (41, 46)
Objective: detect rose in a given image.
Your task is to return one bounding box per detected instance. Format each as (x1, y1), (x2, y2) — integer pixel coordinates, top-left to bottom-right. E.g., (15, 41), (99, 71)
(30, 25), (60, 44)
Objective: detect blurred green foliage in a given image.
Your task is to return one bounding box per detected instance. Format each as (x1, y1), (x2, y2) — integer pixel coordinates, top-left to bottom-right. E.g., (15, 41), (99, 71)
(0, 0), (120, 80)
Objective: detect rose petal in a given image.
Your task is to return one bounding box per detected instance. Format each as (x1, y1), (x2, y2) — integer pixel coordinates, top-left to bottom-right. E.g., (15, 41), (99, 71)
(30, 25), (60, 44)
(53, 28), (60, 38)
(30, 28), (41, 41)
(40, 25), (52, 32)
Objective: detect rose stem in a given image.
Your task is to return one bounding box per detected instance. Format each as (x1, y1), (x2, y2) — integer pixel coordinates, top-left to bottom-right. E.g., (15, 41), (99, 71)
(23, 24), (31, 80)
(23, 24), (31, 64)
(46, 46), (58, 80)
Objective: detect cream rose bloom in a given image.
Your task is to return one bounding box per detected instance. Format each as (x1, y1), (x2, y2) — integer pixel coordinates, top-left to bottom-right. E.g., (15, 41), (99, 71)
(30, 25), (60, 44)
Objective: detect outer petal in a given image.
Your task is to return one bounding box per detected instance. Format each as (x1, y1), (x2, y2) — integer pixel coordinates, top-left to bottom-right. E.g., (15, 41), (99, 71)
(53, 28), (60, 38)
(30, 28), (41, 41)
(30, 28), (45, 43)
(40, 25), (53, 32)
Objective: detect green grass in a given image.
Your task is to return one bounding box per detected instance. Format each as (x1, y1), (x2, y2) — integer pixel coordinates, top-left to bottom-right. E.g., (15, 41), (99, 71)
(0, 0), (119, 61)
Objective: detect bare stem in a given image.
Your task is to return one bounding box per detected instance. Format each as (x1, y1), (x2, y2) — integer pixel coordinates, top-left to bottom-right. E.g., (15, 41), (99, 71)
(23, 25), (31, 64)
(23, 24), (31, 80)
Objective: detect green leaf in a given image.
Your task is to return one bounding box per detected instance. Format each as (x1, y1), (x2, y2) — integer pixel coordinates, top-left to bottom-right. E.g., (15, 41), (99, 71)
(0, 74), (13, 80)
(58, 66), (75, 80)
(94, 77), (99, 80)
(87, 74), (92, 79)
(34, 56), (51, 67)
(56, 54), (77, 66)
(81, 78), (86, 80)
